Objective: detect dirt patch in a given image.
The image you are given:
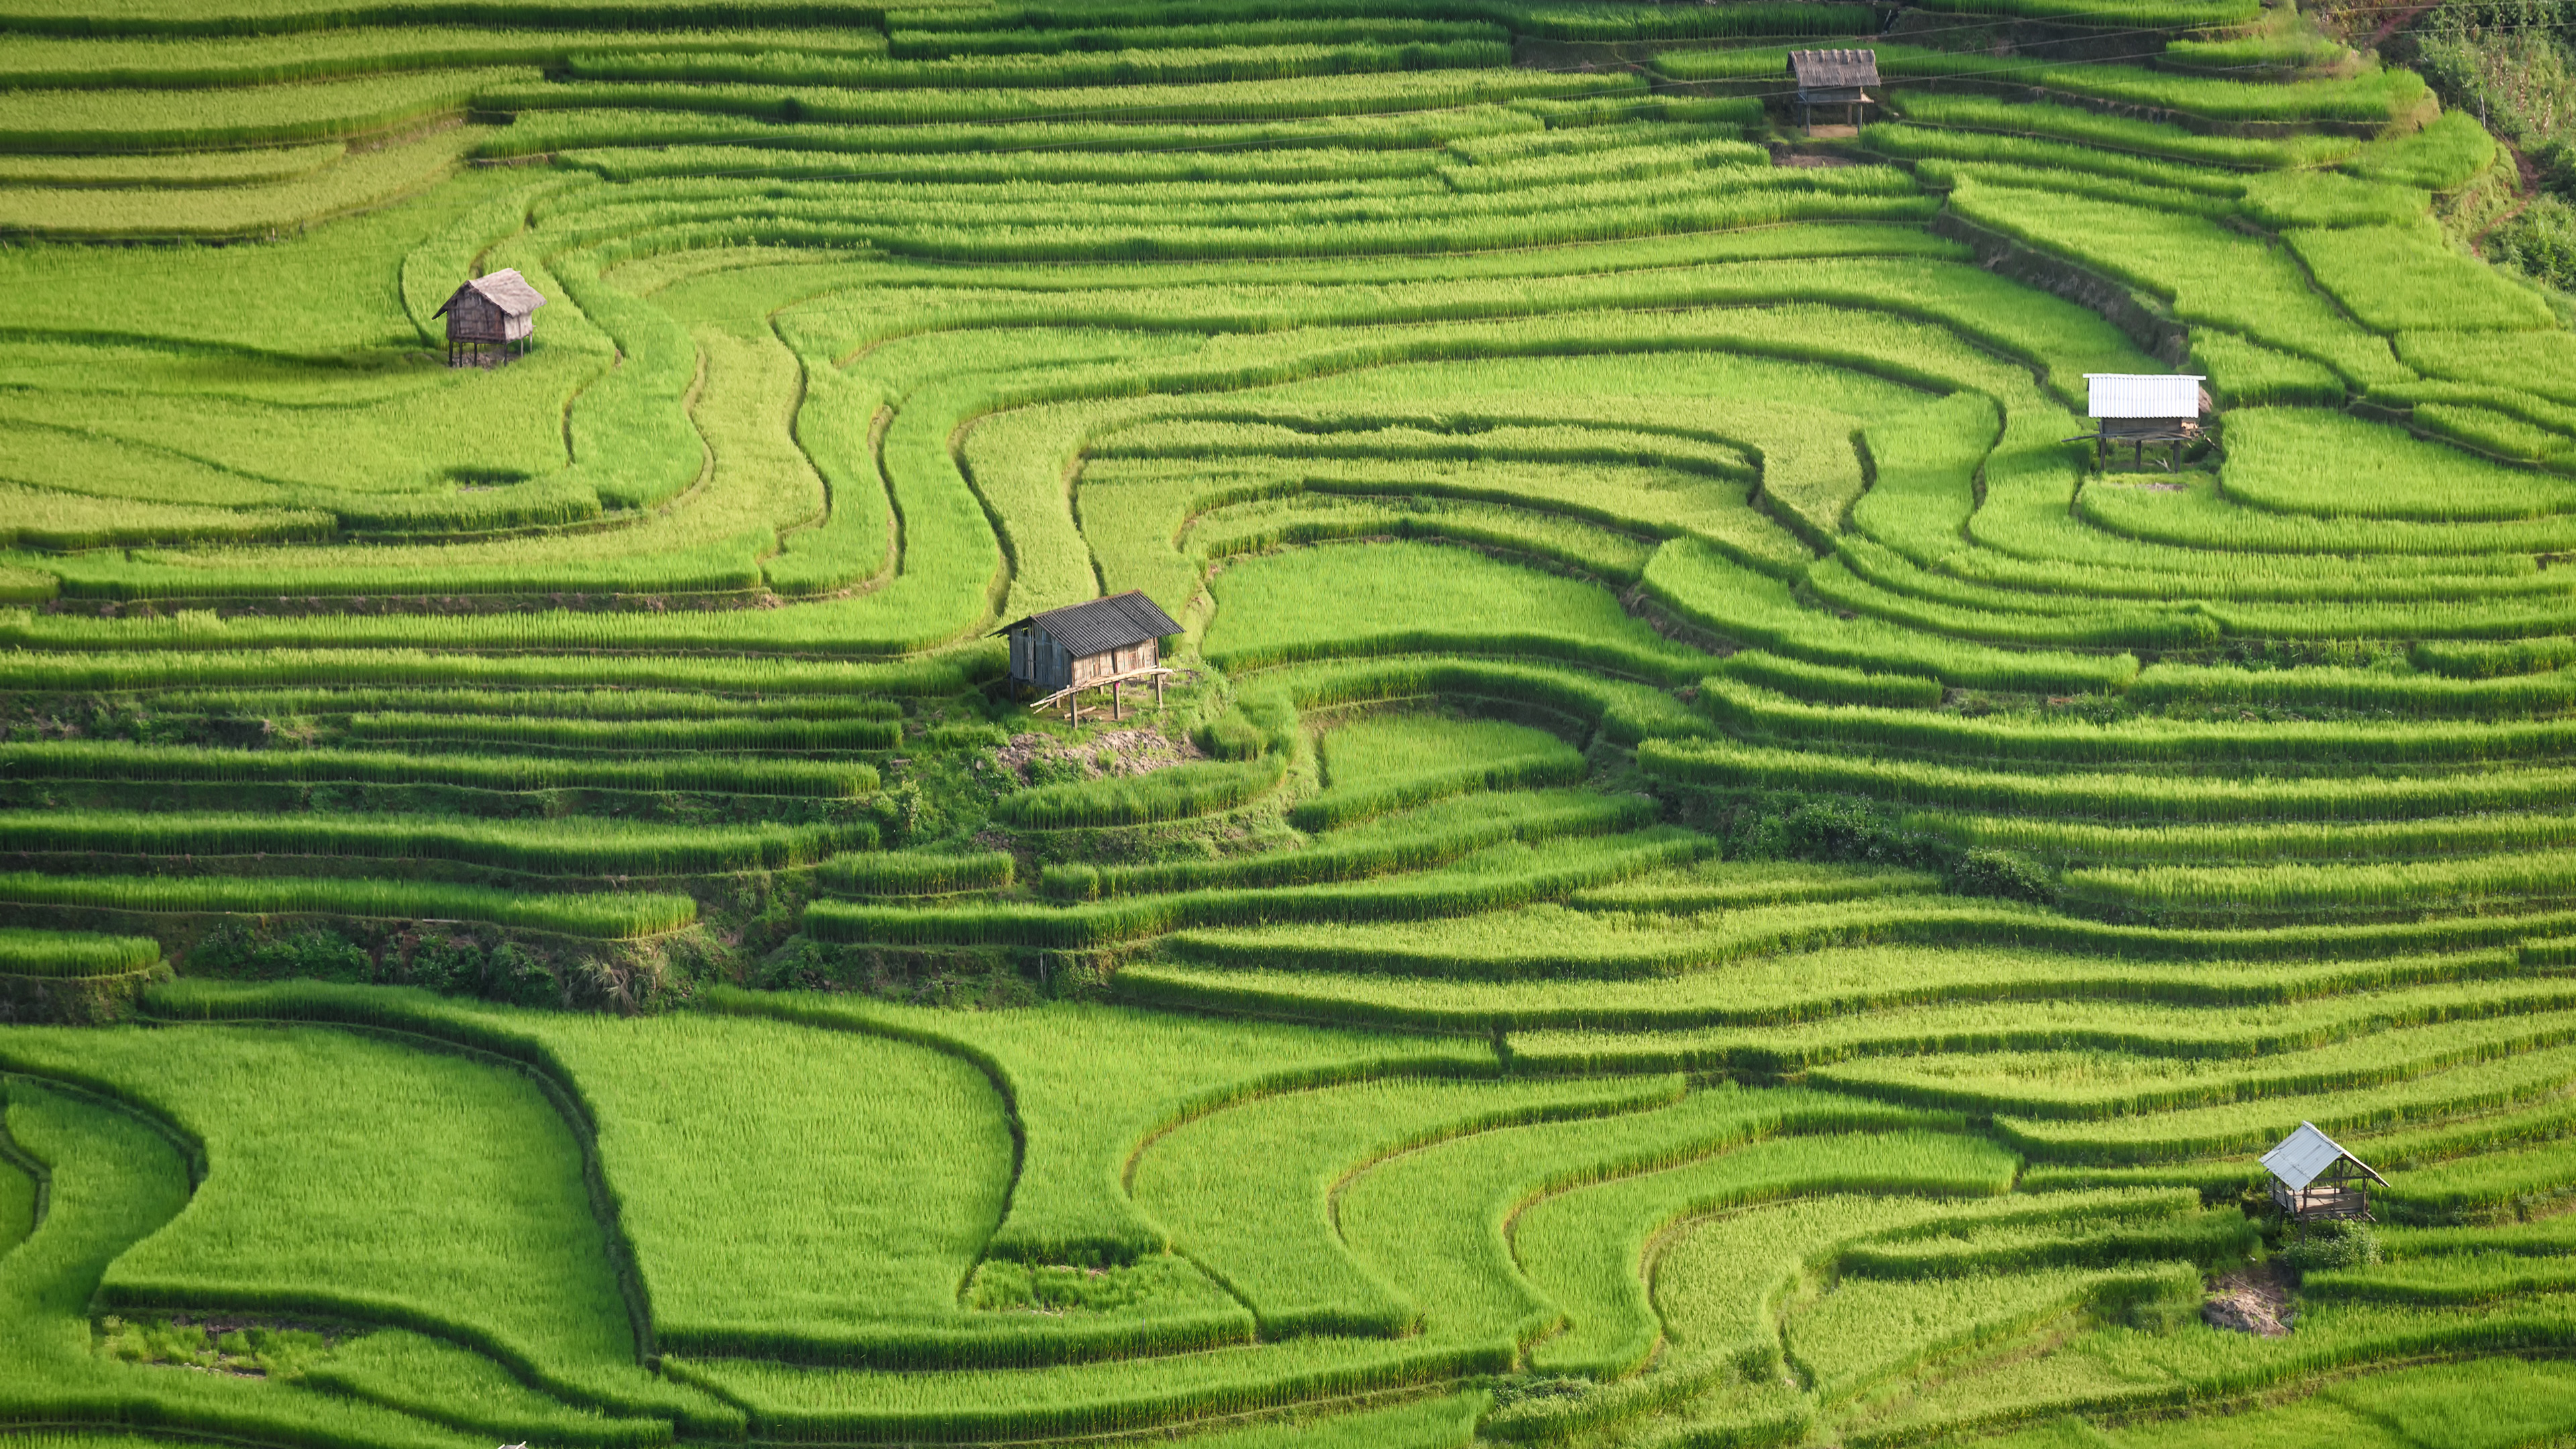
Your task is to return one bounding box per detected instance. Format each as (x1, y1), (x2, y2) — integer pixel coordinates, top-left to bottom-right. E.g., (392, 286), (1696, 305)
(991, 728), (1205, 786)
(2203, 1264), (2294, 1336)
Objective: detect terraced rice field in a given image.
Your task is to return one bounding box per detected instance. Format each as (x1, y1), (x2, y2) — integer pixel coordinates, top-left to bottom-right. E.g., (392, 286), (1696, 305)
(4, 0), (2576, 1443)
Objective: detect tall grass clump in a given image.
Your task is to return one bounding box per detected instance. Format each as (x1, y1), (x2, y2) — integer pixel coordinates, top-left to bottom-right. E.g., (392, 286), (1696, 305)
(0, 926), (161, 977)
(0, 873), (694, 938)
(818, 851), (1016, 896)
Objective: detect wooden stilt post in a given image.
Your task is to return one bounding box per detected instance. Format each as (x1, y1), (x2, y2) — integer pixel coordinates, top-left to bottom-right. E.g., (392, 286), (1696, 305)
(1113, 678), (1122, 721)
(1155, 672), (1164, 709)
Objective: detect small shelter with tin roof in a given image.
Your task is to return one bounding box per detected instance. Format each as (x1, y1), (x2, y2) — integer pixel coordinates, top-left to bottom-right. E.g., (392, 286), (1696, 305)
(434, 268), (546, 369)
(2074, 372), (2213, 472)
(1787, 49), (1879, 133)
(996, 590), (1182, 720)
(2261, 1122), (2385, 1224)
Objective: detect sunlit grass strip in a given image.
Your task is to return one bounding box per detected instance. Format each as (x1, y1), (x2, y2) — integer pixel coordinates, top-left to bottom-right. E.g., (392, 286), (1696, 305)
(818, 851), (1015, 896)
(0, 66), (536, 152)
(567, 38), (1514, 89)
(1291, 733), (1587, 831)
(1912, 810), (2576, 867)
(0, 872), (692, 937)
(810, 832), (1701, 949)
(2304, 1256), (2576, 1307)
(1904, 0), (2259, 26)
(1251, 653), (1706, 747)
(995, 755), (1289, 829)
(0, 926), (160, 978)
(2377, 1138), (2576, 1223)
(1990, 1042), (2576, 1164)
(150, 688), (907, 720)
(0, 741), (875, 798)
(1507, 980), (2576, 1078)
(1642, 542), (2139, 696)
(487, 105), (1547, 161)
(0, 811), (865, 876)
(1809, 1012), (2576, 1122)
(2418, 637), (2576, 679)
(1157, 898), (2576, 985)
(1695, 674), (2576, 767)
(1710, 649), (1943, 709)
(1882, 94), (2353, 169)
(1861, 123), (2249, 195)
(667, 1335), (1505, 1444)
(486, 67), (1642, 127)
(1639, 737), (2576, 824)
(2131, 662), (2576, 717)
(2064, 853), (2576, 920)
(0, 646), (994, 695)
(1569, 862), (1939, 914)
(343, 712), (901, 752)
(886, 18), (1505, 57)
(1051, 792), (1651, 898)
(1204, 539), (1714, 688)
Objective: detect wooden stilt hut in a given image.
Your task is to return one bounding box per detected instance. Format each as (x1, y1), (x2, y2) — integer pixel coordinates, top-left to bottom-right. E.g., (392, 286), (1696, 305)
(1787, 49), (1878, 135)
(434, 269), (546, 369)
(996, 591), (1182, 722)
(2076, 372), (2212, 472)
(2261, 1122), (2386, 1224)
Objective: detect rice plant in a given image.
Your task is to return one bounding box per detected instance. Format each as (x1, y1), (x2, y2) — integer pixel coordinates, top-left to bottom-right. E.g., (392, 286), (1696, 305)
(0, 872), (693, 937)
(0, 927), (160, 979)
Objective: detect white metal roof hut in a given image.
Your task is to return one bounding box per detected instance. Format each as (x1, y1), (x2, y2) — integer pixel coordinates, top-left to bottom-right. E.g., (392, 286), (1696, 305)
(1787, 49), (1879, 135)
(2261, 1122), (2386, 1224)
(2080, 372), (2212, 472)
(995, 590), (1183, 722)
(433, 268), (546, 370)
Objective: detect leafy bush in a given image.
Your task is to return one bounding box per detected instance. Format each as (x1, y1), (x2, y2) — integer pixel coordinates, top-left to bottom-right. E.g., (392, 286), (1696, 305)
(186, 922), (374, 984)
(1951, 848), (2055, 906)
(2491, 194), (2576, 292)
(2282, 1220), (2383, 1277)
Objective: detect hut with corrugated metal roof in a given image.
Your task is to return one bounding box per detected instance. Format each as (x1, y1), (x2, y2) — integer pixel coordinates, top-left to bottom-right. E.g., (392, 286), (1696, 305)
(2079, 372), (2213, 470)
(2261, 1122), (2385, 1224)
(434, 269), (546, 369)
(1787, 49), (1879, 133)
(996, 590), (1182, 720)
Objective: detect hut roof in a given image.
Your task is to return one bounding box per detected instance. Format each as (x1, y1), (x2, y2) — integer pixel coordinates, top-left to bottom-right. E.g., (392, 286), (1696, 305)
(997, 590), (1182, 656)
(434, 268), (548, 320)
(1787, 49), (1880, 91)
(2260, 1122), (2387, 1192)
(2084, 373), (2208, 419)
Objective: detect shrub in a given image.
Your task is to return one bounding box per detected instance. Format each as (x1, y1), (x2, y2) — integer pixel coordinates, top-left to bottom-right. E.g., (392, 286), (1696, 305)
(186, 921), (375, 984)
(2282, 1220), (2383, 1278)
(1950, 848), (2055, 906)
(2491, 194), (2576, 292)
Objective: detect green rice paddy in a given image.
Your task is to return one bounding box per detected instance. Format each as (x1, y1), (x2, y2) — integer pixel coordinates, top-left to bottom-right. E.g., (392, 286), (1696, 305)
(3, 0), (2576, 1444)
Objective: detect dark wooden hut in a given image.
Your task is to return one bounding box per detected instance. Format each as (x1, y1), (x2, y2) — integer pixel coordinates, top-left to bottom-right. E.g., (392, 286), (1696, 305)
(2261, 1122), (2385, 1224)
(996, 590), (1182, 720)
(434, 268), (546, 368)
(1787, 49), (1879, 133)
(2078, 372), (2212, 470)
